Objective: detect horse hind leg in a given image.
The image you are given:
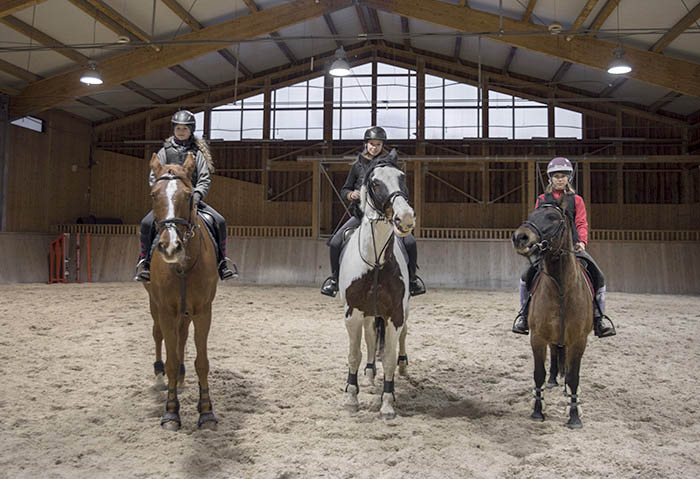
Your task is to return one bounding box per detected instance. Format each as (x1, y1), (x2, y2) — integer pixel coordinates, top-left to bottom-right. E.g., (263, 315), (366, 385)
(344, 308), (364, 413)
(531, 340), (547, 422)
(565, 345), (585, 429)
(363, 316), (378, 388)
(177, 319), (190, 390)
(546, 344), (563, 389)
(398, 322), (408, 377)
(160, 324), (181, 431)
(194, 306), (217, 430)
(152, 318), (167, 391)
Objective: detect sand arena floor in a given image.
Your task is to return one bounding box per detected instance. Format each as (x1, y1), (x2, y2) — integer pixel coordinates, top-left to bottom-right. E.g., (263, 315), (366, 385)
(0, 282), (698, 479)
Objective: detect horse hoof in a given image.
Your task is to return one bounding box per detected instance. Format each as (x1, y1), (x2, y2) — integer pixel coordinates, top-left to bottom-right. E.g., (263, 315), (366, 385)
(153, 373), (167, 391)
(198, 413), (218, 430)
(567, 419), (583, 429)
(530, 412), (545, 422)
(161, 420), (180, 431)
(398, 364), (408, 377)
(546, 380), (558, 390)
(381, 409), (396, 420)
(344, 402), (359, 413)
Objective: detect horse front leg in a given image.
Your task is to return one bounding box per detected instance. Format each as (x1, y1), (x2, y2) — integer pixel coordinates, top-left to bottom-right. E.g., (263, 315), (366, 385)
(344, 307), (364, 413)
(363, 316), (377, 387)
(193, 305), (217, 430)
(160, 315), (181, 430)
(530, 339), (547, 422)
(398, 321), (408, 377)
(380, 319), (402, 420)
(152, 310), (166, 390)
(565, 343), (586, 429)
(177, 318), (190, 389)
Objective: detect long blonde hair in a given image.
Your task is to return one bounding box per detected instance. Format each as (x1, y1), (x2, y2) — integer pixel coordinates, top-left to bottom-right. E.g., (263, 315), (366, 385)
(545, 180), (576, 195)
(166, 135), (214, 173)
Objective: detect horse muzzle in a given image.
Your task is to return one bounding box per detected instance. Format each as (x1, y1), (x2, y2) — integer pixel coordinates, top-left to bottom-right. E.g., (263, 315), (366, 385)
(393, 214), (415, 237)
(157, 229), (185, 263)
(512, 226), (537, 256)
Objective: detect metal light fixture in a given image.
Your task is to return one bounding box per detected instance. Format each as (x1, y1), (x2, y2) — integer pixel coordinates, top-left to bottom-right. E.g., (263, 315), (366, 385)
(329, 47), (351, 77)
(80, 61), (103, 85)
(607, 46), (631, 75)
(607, 5), (632, 75)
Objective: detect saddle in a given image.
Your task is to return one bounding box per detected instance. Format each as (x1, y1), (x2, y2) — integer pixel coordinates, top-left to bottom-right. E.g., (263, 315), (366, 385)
(338, 226), (409, 265)
(195, 210), (219, 253)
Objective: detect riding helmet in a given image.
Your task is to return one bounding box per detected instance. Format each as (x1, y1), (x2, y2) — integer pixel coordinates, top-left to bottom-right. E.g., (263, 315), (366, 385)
(546, 157), (573, 178)
(364, 126), (387, 142)
(171, 110), (196, 135)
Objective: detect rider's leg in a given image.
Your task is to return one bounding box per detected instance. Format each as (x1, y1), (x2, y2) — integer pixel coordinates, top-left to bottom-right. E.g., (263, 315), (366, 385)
(135, 211), (155, 282)
(512, 265), (536, 334)
(321, 216), (359, 297)
(402, 234), (425, 296)
(577, 252), (616, 338)
(201, 203), (235, 280)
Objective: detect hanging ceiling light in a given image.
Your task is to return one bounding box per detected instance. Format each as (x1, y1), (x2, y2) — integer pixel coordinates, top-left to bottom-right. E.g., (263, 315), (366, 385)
(329, 47), (351, 77)
(80, 61), (103, 85)
(607, 46), (631, 75)
(607, 4), (632, 75)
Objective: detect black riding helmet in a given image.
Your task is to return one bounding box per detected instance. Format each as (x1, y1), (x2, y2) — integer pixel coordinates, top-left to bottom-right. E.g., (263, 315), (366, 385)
(171, 110), (196, 136)
(364, 126), (387, 142)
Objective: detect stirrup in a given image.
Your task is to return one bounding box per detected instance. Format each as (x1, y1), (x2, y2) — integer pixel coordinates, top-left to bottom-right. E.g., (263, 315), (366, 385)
(321, 276), (338, 297)
(218, 258), (238, 281)
(512, 312), (529, 335)
(409, 276), (426, 296)
(134, 259), (150, 282)
(594, 315), (616, 338)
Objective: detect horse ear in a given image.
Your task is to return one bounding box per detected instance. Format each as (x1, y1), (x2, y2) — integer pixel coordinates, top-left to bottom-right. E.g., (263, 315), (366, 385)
(387, 148), (398, 166)
(183, 153), (195, 177)
(359, 184), (367, 214)
(150, 153), (162, 177)
(558, 193), (569, 210)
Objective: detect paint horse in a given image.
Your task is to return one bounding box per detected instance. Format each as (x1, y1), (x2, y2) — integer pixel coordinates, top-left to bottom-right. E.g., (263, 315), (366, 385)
(339, 150), (414, 419)
(144, 153), (219, 430)
(512, 194), (594, 429)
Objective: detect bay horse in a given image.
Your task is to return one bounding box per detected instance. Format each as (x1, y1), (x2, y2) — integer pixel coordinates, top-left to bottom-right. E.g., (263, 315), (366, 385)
(339, 150), (414, 420)
(143, 153), (219, 430)
(512, 194), (593, 429)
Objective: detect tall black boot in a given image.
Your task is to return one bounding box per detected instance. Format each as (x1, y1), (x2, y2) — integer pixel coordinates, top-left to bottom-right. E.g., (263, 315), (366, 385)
(512, 280), (530, 334)
(134, 216), (155, 282)
(593, 286), (616, 338)
(321, 243), (341, 297)
(404, 237), (426, 296)
(215, 220), (235, 281)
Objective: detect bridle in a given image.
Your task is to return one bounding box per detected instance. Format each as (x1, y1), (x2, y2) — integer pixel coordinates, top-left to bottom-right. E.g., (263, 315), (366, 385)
(523, 204), (568, 256)
(153, 174), (196, 245)
(364, 163), (409, 222)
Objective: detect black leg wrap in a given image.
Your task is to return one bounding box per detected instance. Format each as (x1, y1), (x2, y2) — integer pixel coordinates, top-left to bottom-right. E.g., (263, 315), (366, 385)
(153, 360), (165, 374)
(397, 354), (408, 364)
(345, 372), (359, 393)
(161, 391), (180, 427)
(364, 363), (376, 376)
(382, 379), (396, 401)
(179, 363), (185, 375)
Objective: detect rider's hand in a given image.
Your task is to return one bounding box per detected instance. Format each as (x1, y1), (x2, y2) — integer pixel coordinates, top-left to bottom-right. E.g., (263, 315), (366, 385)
(575, 242), (586, 252)
(193, 191), (203, 206)
(348, 190), (361, 201)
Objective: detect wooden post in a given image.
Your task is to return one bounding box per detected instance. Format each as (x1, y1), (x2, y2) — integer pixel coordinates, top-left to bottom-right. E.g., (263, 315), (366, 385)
(262, 77), (272, 201)
(1, 94), (9, 231)
(481, 75), (489, 140)
(527, 159), (535, 212)
(322, 73), (334, 234)
(144, 113), (152, 162)
(583, 161), (592, 230)
(371, 51), (378, 126)
(312, 160), (320, 238)
(416, 57), (425, 144)
(616, 110), (623, 204)
(413, 161), (424, 237)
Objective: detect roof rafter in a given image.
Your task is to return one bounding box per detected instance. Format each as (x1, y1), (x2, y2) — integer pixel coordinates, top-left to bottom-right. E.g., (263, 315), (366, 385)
(649, 91), (682, 113)
(504, 0), (537, 75)
(0, 15), (90, 65)
(0, 57), (42, 82)
(0, 0), (46, 18)
(365, 0), (700, 98)
(243, 0), (297, 63)
(76, 96), (124, 118)
(588, 0), (619, 32)
(552, 0), (601, 84)
(323, 13), (342, 48)
(355, 4), (370, 35)
(122, 80), (167, 104)
(401, 16), (411, 49)
(168, 64), (208, 90)
(367, 6), (382, 35)
(522, 0), (537, 23)
(10, 0), (350, 118)
(649, 1), (700, 53)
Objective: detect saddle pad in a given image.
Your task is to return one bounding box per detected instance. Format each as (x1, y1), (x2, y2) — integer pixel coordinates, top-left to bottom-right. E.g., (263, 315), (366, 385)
(339, 227), (409, 265)
(196, 211), (218, 250)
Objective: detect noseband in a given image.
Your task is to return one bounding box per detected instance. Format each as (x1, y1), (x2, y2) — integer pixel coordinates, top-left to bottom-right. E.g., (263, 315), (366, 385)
(524, 204), (566, 254)
(365, 165), (409, 221)
(153, 174), (196, 243)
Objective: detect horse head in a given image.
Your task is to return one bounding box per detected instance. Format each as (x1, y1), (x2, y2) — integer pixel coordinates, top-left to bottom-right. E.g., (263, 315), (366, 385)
(512, 194), (569, 257)
(149, 153), (196, 264)
(360, 149), (415, 237)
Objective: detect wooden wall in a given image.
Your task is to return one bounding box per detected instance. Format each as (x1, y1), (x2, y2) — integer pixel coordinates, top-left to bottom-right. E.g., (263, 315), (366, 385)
(6, 111), (92, 232)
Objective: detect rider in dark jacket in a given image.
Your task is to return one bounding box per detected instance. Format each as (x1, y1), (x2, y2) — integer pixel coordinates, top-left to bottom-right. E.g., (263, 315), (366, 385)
(134, 110), (235, 282)
(320, 126), (426, 297)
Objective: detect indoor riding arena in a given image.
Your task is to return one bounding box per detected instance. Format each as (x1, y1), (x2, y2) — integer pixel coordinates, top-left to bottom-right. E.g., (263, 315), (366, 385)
(1, 1), (699, 478)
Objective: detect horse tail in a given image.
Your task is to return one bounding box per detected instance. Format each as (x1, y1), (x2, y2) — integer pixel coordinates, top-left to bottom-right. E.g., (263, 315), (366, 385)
(557, 345), (566, 378)
(375, 317), (385, 354)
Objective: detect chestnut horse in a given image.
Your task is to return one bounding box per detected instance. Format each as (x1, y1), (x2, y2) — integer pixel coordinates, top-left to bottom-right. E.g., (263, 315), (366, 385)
(144, 153), (218, 430)
(339, 151), (414, 419)
(512, 194), (593, 429)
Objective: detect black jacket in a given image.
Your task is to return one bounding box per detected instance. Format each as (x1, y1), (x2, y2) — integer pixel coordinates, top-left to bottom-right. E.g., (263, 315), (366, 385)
(340, 153), (373, 214)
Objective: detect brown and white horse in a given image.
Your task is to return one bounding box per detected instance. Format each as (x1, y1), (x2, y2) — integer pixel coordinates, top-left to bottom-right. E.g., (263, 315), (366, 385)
(144, 153), (219, 430)
(512, 195), (593, 429)
(339, 151), (414, 419)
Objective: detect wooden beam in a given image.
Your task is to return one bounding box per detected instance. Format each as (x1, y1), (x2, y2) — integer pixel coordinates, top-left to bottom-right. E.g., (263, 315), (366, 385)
(244, 0), (297, 63)
(503, 46), (517, 73)
(79, 0), (154, 47)
(323, 13), (343, 48)
(550, 61), (573, 83)
(122, 81), (167, 104)
(588, 0), (619, 32)
(649, 91), (682, 113)
(160, 0), (202, 31)
(368, 7), (382, 34)
(454, 35), (462, 60)
(355, 4), (370, 35)
(650, 2), (700, 53)
(76, 96), (123, 118)
(522, 0), (537, 23)
(401, 16), (411, 49)
(0, 57), (42, 82)
(566, 0), (599, 41)
(365, 0), (700, 98)
(67, 0), (138, 43)
(168, 65), (208, 90)
(216, 48), (252, 78)
(0, 15), (89, 65)
(0, 0), (45, 18)
(10, 0), (349, 118)
(599, 77), (626, 98)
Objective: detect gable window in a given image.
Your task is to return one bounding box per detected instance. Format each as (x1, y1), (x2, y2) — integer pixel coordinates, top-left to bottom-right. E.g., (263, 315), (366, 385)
(211, 94), (264, 140)
(272, 77), (324, 140)
(11, 116), (44, 133)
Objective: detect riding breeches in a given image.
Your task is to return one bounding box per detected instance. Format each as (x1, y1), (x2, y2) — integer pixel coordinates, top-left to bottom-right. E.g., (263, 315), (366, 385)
(521, 251), (605, 292)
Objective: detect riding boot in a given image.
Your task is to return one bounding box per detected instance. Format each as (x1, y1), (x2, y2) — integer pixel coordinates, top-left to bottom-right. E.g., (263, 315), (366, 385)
(215, 220), (236, 281)
(512, 279), (530, 335)
(407, 258), (426, 297)
(321, 243), (341, 297)
(593, 286), (616, 338)
(134, 220), (155, 282)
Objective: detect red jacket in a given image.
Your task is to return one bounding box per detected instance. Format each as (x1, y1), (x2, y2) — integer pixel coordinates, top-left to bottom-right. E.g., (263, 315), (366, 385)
(536, 191), (588, 245)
